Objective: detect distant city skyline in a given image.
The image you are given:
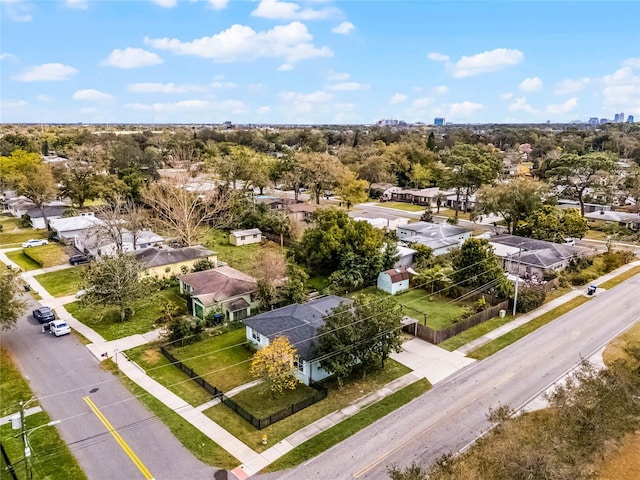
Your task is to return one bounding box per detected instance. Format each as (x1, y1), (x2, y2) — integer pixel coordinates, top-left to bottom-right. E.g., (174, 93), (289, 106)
(1, 1), (639, 125)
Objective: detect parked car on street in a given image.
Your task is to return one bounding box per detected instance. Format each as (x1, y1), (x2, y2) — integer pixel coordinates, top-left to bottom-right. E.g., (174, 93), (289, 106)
(22, 239), (49, 248)
(42, 319), (71, 337)
(69, 254), (90, 265)
(33, 306), (55, 324)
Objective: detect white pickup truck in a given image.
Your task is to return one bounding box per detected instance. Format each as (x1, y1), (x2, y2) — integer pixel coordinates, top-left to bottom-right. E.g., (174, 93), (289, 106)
(42, 319), (71, 337)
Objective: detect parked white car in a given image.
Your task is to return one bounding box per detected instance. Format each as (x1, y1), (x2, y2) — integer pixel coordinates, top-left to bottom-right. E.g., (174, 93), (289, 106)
(22, 239), (49, 248)
(42, 319), (71, 337)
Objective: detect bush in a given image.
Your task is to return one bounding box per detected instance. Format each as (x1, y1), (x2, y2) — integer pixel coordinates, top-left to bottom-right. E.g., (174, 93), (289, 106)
(516, 287), (546, 313)
(167, 316), (202, 342)
(602, 250), (635, 273)
(567, 256), (593, 273)
(19, 214), (31, 228)
(569, 271), (598, 286)
(22, 248), (44, 268)
(192, 258), (215, 272)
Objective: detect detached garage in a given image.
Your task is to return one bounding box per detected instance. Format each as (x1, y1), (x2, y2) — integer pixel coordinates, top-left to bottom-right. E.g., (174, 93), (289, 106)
(229, 228), (262, 246)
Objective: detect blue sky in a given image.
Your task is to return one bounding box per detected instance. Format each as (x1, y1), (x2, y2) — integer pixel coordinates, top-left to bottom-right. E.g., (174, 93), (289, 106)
(1, 0), (639, 125)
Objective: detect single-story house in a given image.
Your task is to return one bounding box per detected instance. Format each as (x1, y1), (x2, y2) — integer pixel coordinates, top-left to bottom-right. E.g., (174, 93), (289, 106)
(348, 210), (410, 232)
(254, 196), (298, 210)
(394, 245), (417, 268)
(377, 267), (410, 295)
(243, 295), (352, 385)
(74, 228), (164, 258)
(135, 245), (217, 278)
(489, 234), (593, 281)
(26, 204), (68, 229)
(229, 228), (262, 246)
(397, 221), (473, 255)
(389, 187), (441, 206)
(558, 199), (611, 213)
(286, 203), (322, 223)
(49, 214), (104, 244)
(585, 210), (640, 231)
(179, 266), (258, 321)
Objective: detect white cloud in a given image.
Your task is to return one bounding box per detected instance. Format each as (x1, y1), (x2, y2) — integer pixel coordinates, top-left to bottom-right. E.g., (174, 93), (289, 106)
(332, 21), (355, 35)
(206, 0), (229, 10)
(72, 89), (113, 102)
(211, 80), (237, 89)
(434, 85), (449, 95)
(545, 97), (578, 115)
(518, 76), (543, 92)
(125, 99), (248, 114)
(1, 0), (32, 22)
(0, 53), (16, 60)
(500, 93), (514, 100)
(251, 0), (337, 20)
(1, 100), (27, 109)
(602, 65), (640, 113)
(80, 107), (98, 114)
(248, 83), (265, 92)
(334, 103), (355, 112)
(390, 93), (407, 104)
(451, 48), (524, 78)
(36, 94), (54, 102)
(621, 57), (640, 68)
(327, 71), (349, 81)
(427, 52), (449, 62)
(447, 101), (484, 119)
(127, 82), (197, 94)
(13, 63), (77, 82)
(257, 106), (272, 115)
(279, 90), (334, 112)
(101, 48), (163, 69)
(145, 21), (332, 64)
(508, 97), (537, 114)
(413, 86), (423, 93)
(153, 0), (177, 7)
(64, 0), (88, 9)
(278, 63), (295, 71)
(326, 82), (370, 91)
(554, 77), (590, 95)
(412, 97), (434, 109)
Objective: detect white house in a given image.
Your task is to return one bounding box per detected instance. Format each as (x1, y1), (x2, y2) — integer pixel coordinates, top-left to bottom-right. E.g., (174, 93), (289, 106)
(74, 228), (164, 258)
(397, 221), (473, 255)
(229, 228), (262, 246)
(49, 214), (103, 244)
(243, 295), (352, 385)
(377, 267), (410, 295)
(394, 245), (417, 268)
(348, 210), (410, 232)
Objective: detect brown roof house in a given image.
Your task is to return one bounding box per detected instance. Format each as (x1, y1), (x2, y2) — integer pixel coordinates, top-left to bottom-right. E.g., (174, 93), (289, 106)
(179, 266), (258, 322)
(377, 266), (410, 295)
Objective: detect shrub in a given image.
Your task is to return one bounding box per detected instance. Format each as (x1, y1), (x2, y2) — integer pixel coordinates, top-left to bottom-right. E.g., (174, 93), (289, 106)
(516, 287), (546, 313)
(19, 214), (31, 228)
(569, 271), (598, 286)
(473, 296), (490, 313)
(167, 316), (202, 342)
(22, 248), (44, 268)
(192, 258), (215, 272)
(602, 250), (635, 273)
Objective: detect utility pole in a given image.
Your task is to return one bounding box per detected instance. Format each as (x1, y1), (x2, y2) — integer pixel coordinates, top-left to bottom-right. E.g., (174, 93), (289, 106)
(19, 400), (31, 480)
(512, 243), (523, 316)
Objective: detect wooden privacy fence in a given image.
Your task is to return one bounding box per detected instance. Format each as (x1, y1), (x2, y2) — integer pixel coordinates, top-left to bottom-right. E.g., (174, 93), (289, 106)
(160, 345), (327, 429)
(404, 300), (510, 344)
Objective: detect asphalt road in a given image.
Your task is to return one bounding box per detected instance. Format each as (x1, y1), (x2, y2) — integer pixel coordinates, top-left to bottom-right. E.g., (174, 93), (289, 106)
(2, 295), (218, 480)
(264, 273), (640, 480)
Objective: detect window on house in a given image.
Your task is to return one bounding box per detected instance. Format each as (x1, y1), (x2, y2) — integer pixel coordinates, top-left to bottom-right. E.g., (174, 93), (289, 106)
(241, 236), (246, 241)
(251, 329), (260, 341)
(293, 359), (304, 372)
(253, 234), (257, 239)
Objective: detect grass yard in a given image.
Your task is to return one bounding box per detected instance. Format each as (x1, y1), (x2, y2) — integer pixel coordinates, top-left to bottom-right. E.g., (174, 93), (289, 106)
(602, 320), (640, 368)
(263, 379), (431, 472)
(65, 286), (186, 340)
(0, 227), (47, 247)
(168, 328), (254, 392)
(5, 243), (68, 270)
(435, 208), (472, 221)
(34, 266), (86, 297)
(125, 343), (214, 407)
(375, 201), (425, 212)
(204, 229), (272, 274)
(596, 431), (640, 480)
(0, 347), (86, 480)
(393, 289), (469, 330)
(100, 359), (238, 470)
(584, 229), (610, 241)
(438, 314), (516, 352)
(599, 265), (640, 290)
(204, 360), (412, 452)
(307, 275), (330, 293)
(468, 296), (591, 360)
(230, 382), (318, 418)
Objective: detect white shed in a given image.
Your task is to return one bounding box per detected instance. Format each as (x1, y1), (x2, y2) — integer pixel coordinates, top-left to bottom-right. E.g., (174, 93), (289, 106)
(229, 228), (262, 246)
(377, 267), (410, 295)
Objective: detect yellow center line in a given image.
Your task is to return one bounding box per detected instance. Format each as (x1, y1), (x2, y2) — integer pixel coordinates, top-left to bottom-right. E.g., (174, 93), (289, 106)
(352, 371), (516, 478)
(83, 396), (155, 480)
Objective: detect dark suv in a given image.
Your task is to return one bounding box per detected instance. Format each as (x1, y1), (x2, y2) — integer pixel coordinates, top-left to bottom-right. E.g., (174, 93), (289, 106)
(33, 306), (56, 324)
(69, 254), (90, 266)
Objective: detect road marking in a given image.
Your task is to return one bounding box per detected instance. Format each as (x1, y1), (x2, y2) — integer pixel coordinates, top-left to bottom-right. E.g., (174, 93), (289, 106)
(352, 372), (515, 478)
(83, 396), (155, 480)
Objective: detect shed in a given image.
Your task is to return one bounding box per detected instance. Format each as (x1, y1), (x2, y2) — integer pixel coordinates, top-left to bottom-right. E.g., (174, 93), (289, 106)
(377, 266), (410, 295)
(229, 228), (262, 246)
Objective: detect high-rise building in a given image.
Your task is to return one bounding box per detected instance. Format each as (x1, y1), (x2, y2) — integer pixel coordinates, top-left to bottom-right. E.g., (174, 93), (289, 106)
(619, 112), (624, 122)
(600, 118), (610, 124)
(628, 115), (635, 123)
(589, 117), (599, 125)
(614, 113), (621, 123)
(434, 117), (445, 126)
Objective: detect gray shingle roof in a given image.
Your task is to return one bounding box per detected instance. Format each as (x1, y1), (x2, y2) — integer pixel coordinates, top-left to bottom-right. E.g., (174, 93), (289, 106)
(134, 245), (214, 268)
(244, 295), (352, 360)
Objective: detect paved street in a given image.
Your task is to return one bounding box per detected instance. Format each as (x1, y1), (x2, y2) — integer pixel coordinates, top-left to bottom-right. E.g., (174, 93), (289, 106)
(263, 273), (640, 480)
(2, 296), (218, 480)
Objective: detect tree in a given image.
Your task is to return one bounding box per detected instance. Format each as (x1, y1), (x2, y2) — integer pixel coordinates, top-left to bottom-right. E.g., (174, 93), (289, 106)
(522, 206), (588, 243)
(142, 174), (235, 246)
(335, 170), (368, 209)
(427, 131), (437, 151)
(57, 145), (108, 208)
(281, 263), (309, 305)
(79, 254), (148, 322)
(0, 269), (28, 331)
(254, 249), (287, 309)
(250, 336), (301, 397)
(543, 152), (618, 217)
(451, 238), (503, 289)
(477, 178), (549, 234)
(622, 165), (640, 213)
(299, 152), (347, 204)
(316, 294), (403, 388)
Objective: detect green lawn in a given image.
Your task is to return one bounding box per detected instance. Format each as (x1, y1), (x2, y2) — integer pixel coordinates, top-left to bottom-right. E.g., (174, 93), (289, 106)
(468, 296), (591, 360)
(438, 314), (516, 352)
(584, 229), (610, 241)
(125, 343), (214, 407)
(5, 244), (68, 270)
(65, 286), (186, 340)
(599, 265), (640, 290)
(393, 289), (469, 330)
(100, 359), (238, 470)
(34, 266), (86, 297)
(435, 208), (472, 221)
(0, 348), (86, 480)
(264, 379), (431, 472)
(0, 229), (47, 247)
(307, 275), (330, 293)
(230, 382), (318, 418)
(375, 202), (425, 212)
(204, 229), (271, 274)
(204, 360), (411, 452)
(169, 328), (254, 392)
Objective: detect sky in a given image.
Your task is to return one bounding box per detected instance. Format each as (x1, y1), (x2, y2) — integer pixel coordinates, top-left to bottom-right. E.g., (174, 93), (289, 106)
(1, 0), (639, 125)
